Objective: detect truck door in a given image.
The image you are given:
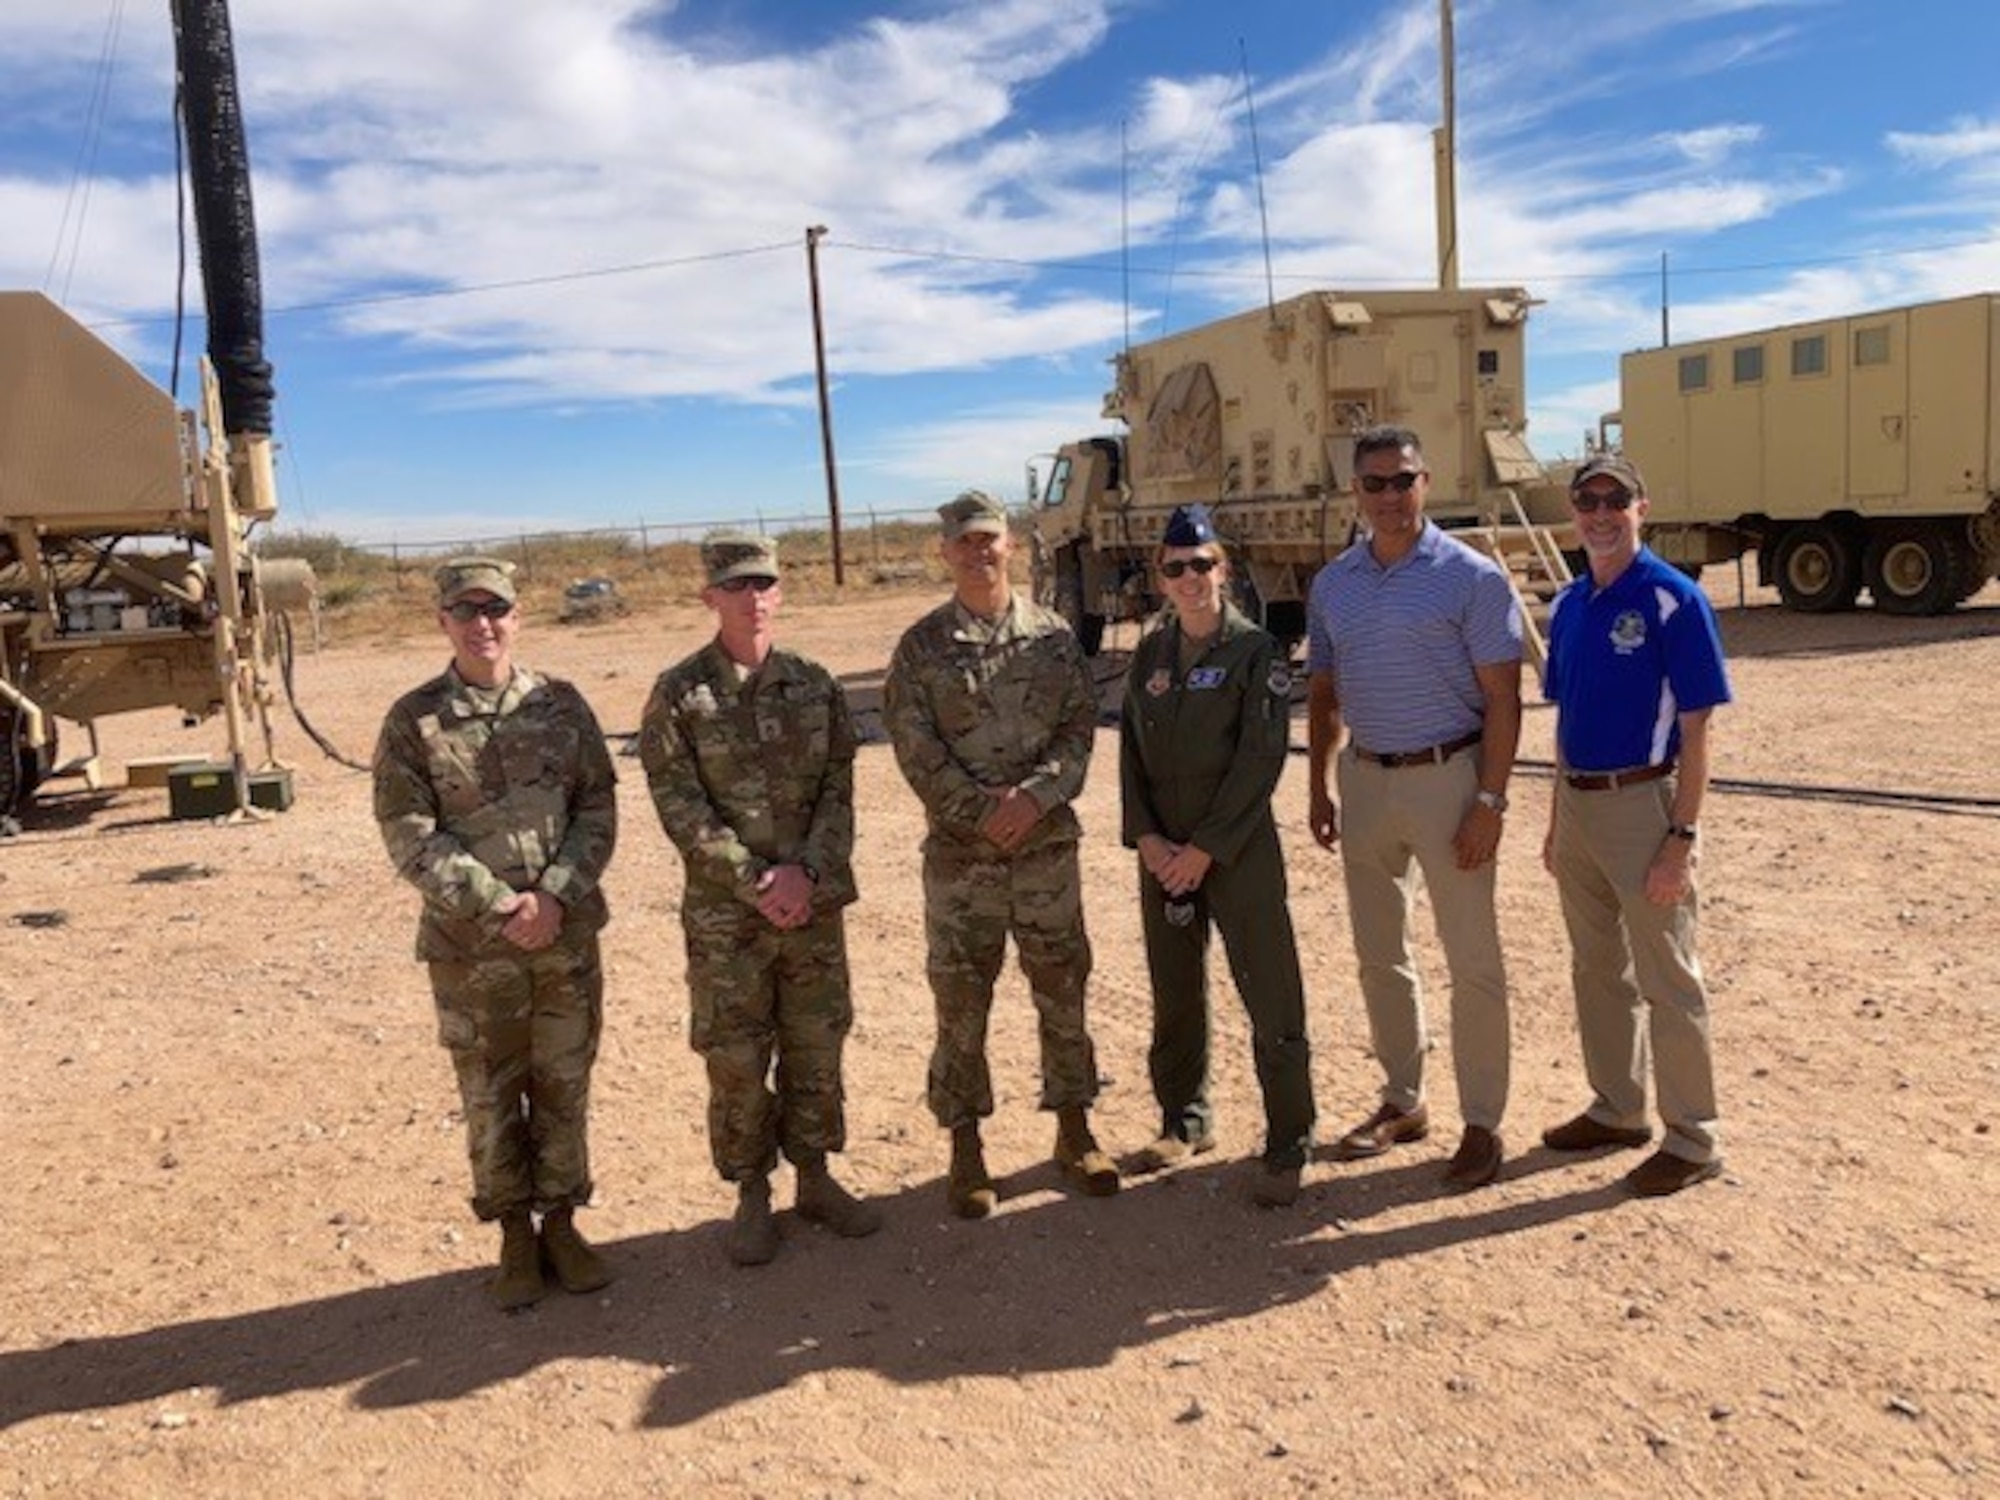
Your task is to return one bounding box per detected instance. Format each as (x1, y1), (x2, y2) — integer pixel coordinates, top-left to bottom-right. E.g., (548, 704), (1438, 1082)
(1846, 310), (1909, 502)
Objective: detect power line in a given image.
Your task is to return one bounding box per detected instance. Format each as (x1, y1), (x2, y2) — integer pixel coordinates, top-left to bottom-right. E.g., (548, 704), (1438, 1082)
(86, 223), (2000, 335)
(89, 239), (798, 330)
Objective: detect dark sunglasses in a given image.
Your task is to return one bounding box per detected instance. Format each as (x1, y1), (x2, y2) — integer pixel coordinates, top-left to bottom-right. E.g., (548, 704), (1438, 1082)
(717, 575), (779, 594)
(1571, 488), (1635, 513)
(444, 598), (515, 622)
(1359, 471), (1424, 494)
(1160, 556), (1220, 578)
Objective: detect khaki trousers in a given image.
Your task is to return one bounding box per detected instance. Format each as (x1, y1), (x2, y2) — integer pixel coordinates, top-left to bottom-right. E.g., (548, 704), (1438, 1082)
(1335, 746), (1510, 1129)
(1551, 776), (1720, 1164)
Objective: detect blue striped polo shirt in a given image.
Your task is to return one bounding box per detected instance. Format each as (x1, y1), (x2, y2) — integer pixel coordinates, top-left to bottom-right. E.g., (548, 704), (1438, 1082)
(1544, 546), (1731, 771)
(1305, 522), (1523, 755)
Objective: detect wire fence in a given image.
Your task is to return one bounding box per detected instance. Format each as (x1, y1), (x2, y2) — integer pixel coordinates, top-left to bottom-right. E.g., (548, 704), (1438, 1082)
(330, 502), (966, 587)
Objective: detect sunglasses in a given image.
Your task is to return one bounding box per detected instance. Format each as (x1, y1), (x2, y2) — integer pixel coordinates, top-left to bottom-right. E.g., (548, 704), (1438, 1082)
(717, 575), (779, 594)
(1160, 556), (1220, 579)
(1358, 471), (1424, 494)
(444, 598), (515, 622)
(1571, 488), (1636, 513)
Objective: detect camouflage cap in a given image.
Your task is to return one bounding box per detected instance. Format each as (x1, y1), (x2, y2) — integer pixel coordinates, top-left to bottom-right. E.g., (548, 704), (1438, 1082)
(938, 489), (1009, 540)
(434, 556), (517, 605)
(1570, 452), (1647, 499)
(701, 530), (780, 586)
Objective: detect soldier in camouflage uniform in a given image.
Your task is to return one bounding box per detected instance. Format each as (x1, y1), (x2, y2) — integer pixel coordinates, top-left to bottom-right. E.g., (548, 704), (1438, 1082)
(639, 533), (881, 1266)
(883, 490), (1120, 1218)
(373, 557), (618, 1310)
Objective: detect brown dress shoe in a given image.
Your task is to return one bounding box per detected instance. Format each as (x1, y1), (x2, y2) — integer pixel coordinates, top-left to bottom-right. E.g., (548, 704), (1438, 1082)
(1542, 1113), (1651, 1152)
(1624, 1150), (1723, 1198)
(1442, 1126), (1503, 1189)
(1332, 1102), (1430, 1160)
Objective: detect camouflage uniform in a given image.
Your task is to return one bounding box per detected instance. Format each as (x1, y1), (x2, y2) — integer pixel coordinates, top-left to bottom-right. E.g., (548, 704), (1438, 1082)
(883, 595), (1101, 1127)
(639, 641), (860, 1181)
(373, 664), (617, 1220)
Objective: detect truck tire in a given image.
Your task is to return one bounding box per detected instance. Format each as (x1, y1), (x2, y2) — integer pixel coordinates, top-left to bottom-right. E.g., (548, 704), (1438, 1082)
(0, 701), (45, 818)
(1864, 522), (1963, 616)
(1771, 523), (1862, 613)
(1055, 545), (1105, 655)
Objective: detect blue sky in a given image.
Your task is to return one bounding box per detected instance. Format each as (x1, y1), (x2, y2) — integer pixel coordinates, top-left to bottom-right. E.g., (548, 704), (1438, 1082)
(8, 0), (2000, 545)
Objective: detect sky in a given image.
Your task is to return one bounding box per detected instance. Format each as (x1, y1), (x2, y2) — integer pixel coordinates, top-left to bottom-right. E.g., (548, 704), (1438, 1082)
(8, 0), (2000, 546)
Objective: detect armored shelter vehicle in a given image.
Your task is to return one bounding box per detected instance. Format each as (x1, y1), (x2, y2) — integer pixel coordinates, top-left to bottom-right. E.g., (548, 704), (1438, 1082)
(1607, 293), (2000, 614)
(1031, 286), (1569, 654)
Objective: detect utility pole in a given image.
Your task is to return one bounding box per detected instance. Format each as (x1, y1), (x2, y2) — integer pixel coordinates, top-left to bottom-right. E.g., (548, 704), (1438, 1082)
(1433, 0), (1459, 291)
(805, 224), (845, 586)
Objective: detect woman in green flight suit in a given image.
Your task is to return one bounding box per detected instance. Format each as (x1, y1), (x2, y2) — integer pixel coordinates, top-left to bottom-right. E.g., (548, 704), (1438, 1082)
(1119, 504), (1317, 1206)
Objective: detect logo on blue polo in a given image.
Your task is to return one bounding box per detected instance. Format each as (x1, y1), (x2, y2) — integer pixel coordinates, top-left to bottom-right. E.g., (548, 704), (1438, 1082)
(1609, 610), (1646, 653)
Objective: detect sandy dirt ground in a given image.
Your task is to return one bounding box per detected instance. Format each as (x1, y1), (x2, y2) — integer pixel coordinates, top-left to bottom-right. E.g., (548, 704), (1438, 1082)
(2, 574), (1997, 1499)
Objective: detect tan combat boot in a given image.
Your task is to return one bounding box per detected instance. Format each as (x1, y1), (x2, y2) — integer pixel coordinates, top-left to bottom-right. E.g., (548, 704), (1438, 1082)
(727, 1175), (780, 1266)
(539, 1205), (612, 1293)
(1054, 1104), (1120, 1197)
(795, 1156), (884, 1239)
(947, 1122), (998, 1220)
(491, 1209), (546, 1311)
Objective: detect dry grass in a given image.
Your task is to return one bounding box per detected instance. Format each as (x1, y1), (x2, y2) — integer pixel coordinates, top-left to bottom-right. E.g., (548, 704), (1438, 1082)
(255, 520), (1020, 642)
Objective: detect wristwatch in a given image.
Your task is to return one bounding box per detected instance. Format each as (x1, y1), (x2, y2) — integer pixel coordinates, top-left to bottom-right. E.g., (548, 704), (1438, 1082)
(1475, 788), (1509, 814)
(1666, 824), (1698, 842)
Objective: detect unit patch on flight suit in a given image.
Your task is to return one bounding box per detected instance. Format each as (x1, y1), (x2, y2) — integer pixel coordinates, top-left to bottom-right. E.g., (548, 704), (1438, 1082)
(1187, 667), (1227, 690)
(1146, 667), (1173, 698)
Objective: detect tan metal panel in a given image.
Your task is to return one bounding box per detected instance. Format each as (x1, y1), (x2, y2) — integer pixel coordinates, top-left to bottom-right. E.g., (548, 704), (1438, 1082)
(1905, 297), (1990, 510)
(1761, 321), (1845, 519)
(1846, 309), (1909, 501)
(0, 292), (190, 529)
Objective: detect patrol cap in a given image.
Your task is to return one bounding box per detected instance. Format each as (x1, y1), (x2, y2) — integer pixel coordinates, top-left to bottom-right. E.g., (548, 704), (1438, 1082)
(700, 530), (780, 586)
(434, 556), (517, 606)
(1162, 503), (1218, 548)
(938, 489), (1009, 540)
(1570, 452), (1647, 499)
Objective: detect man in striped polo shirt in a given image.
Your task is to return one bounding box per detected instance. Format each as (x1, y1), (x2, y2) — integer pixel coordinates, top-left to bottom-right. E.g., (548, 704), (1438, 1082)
(1306, 425), (1524, 1190)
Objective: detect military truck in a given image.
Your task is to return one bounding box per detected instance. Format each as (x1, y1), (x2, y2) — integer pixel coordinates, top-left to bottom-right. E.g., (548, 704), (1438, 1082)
(0, 0), (296, 820)
(1030, 285), (1569, 653)
(1604, 293), (2000, 614)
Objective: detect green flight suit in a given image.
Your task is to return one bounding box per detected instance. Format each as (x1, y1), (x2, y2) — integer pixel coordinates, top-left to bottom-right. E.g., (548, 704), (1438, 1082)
(1120, 604), (1315, 1168)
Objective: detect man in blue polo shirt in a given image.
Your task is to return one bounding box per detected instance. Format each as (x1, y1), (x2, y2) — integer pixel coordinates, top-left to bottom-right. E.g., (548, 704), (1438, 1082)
(1306, 424), (1523, 1190)
(1540, 452), (1731, 1197)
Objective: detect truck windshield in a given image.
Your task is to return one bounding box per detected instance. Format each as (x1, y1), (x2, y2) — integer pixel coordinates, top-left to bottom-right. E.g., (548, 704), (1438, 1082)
(1043, 455), (1073, 508)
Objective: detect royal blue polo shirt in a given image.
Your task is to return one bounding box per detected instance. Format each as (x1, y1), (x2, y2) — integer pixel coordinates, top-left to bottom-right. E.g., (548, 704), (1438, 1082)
(1544, 546), (1732, 772)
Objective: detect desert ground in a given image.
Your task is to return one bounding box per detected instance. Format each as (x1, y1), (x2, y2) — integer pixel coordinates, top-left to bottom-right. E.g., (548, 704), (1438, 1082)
(2, 570), (1996, 1499)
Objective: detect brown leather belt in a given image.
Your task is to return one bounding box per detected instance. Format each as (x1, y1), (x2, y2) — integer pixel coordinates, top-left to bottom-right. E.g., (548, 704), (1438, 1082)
(1565, 762), (1675, 791)
(1354, 730), (1483, 769)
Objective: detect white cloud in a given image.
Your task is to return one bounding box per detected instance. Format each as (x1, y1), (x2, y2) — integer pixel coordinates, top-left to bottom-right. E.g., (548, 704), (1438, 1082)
(1659, 123), (1763, 166)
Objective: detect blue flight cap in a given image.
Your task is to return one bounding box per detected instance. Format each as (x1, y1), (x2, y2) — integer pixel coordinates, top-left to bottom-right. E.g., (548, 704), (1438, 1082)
(1162, 503), (1217, 548)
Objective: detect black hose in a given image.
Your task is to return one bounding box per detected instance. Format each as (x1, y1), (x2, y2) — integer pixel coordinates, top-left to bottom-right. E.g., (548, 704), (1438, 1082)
(274, 611), (369, 772)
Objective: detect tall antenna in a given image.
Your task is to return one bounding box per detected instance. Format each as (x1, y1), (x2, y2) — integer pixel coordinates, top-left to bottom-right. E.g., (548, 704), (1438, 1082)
(1433, 0), (1460, 290)
(1239, 39), (1277, 319)
(1121, 117), (1132, 353)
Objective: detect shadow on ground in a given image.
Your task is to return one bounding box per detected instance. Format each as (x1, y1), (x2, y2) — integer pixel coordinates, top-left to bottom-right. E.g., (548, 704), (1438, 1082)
(0, 1157), (1626, 1431)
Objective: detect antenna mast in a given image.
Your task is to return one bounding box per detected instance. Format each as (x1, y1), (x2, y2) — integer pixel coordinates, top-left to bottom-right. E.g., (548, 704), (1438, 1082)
(1433, 0), (1460, 291)
(1240, 40), (1277, 318)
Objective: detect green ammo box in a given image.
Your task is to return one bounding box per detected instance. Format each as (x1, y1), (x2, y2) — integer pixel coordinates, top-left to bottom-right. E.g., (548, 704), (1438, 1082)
(166, 762), (296, 820)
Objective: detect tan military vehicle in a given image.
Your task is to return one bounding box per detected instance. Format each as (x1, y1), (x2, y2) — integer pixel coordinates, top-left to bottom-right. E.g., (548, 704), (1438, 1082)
(1606, 294), (2000, 614)
(0, 0), (297, 821)
(1030, 286), (1571, 654)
